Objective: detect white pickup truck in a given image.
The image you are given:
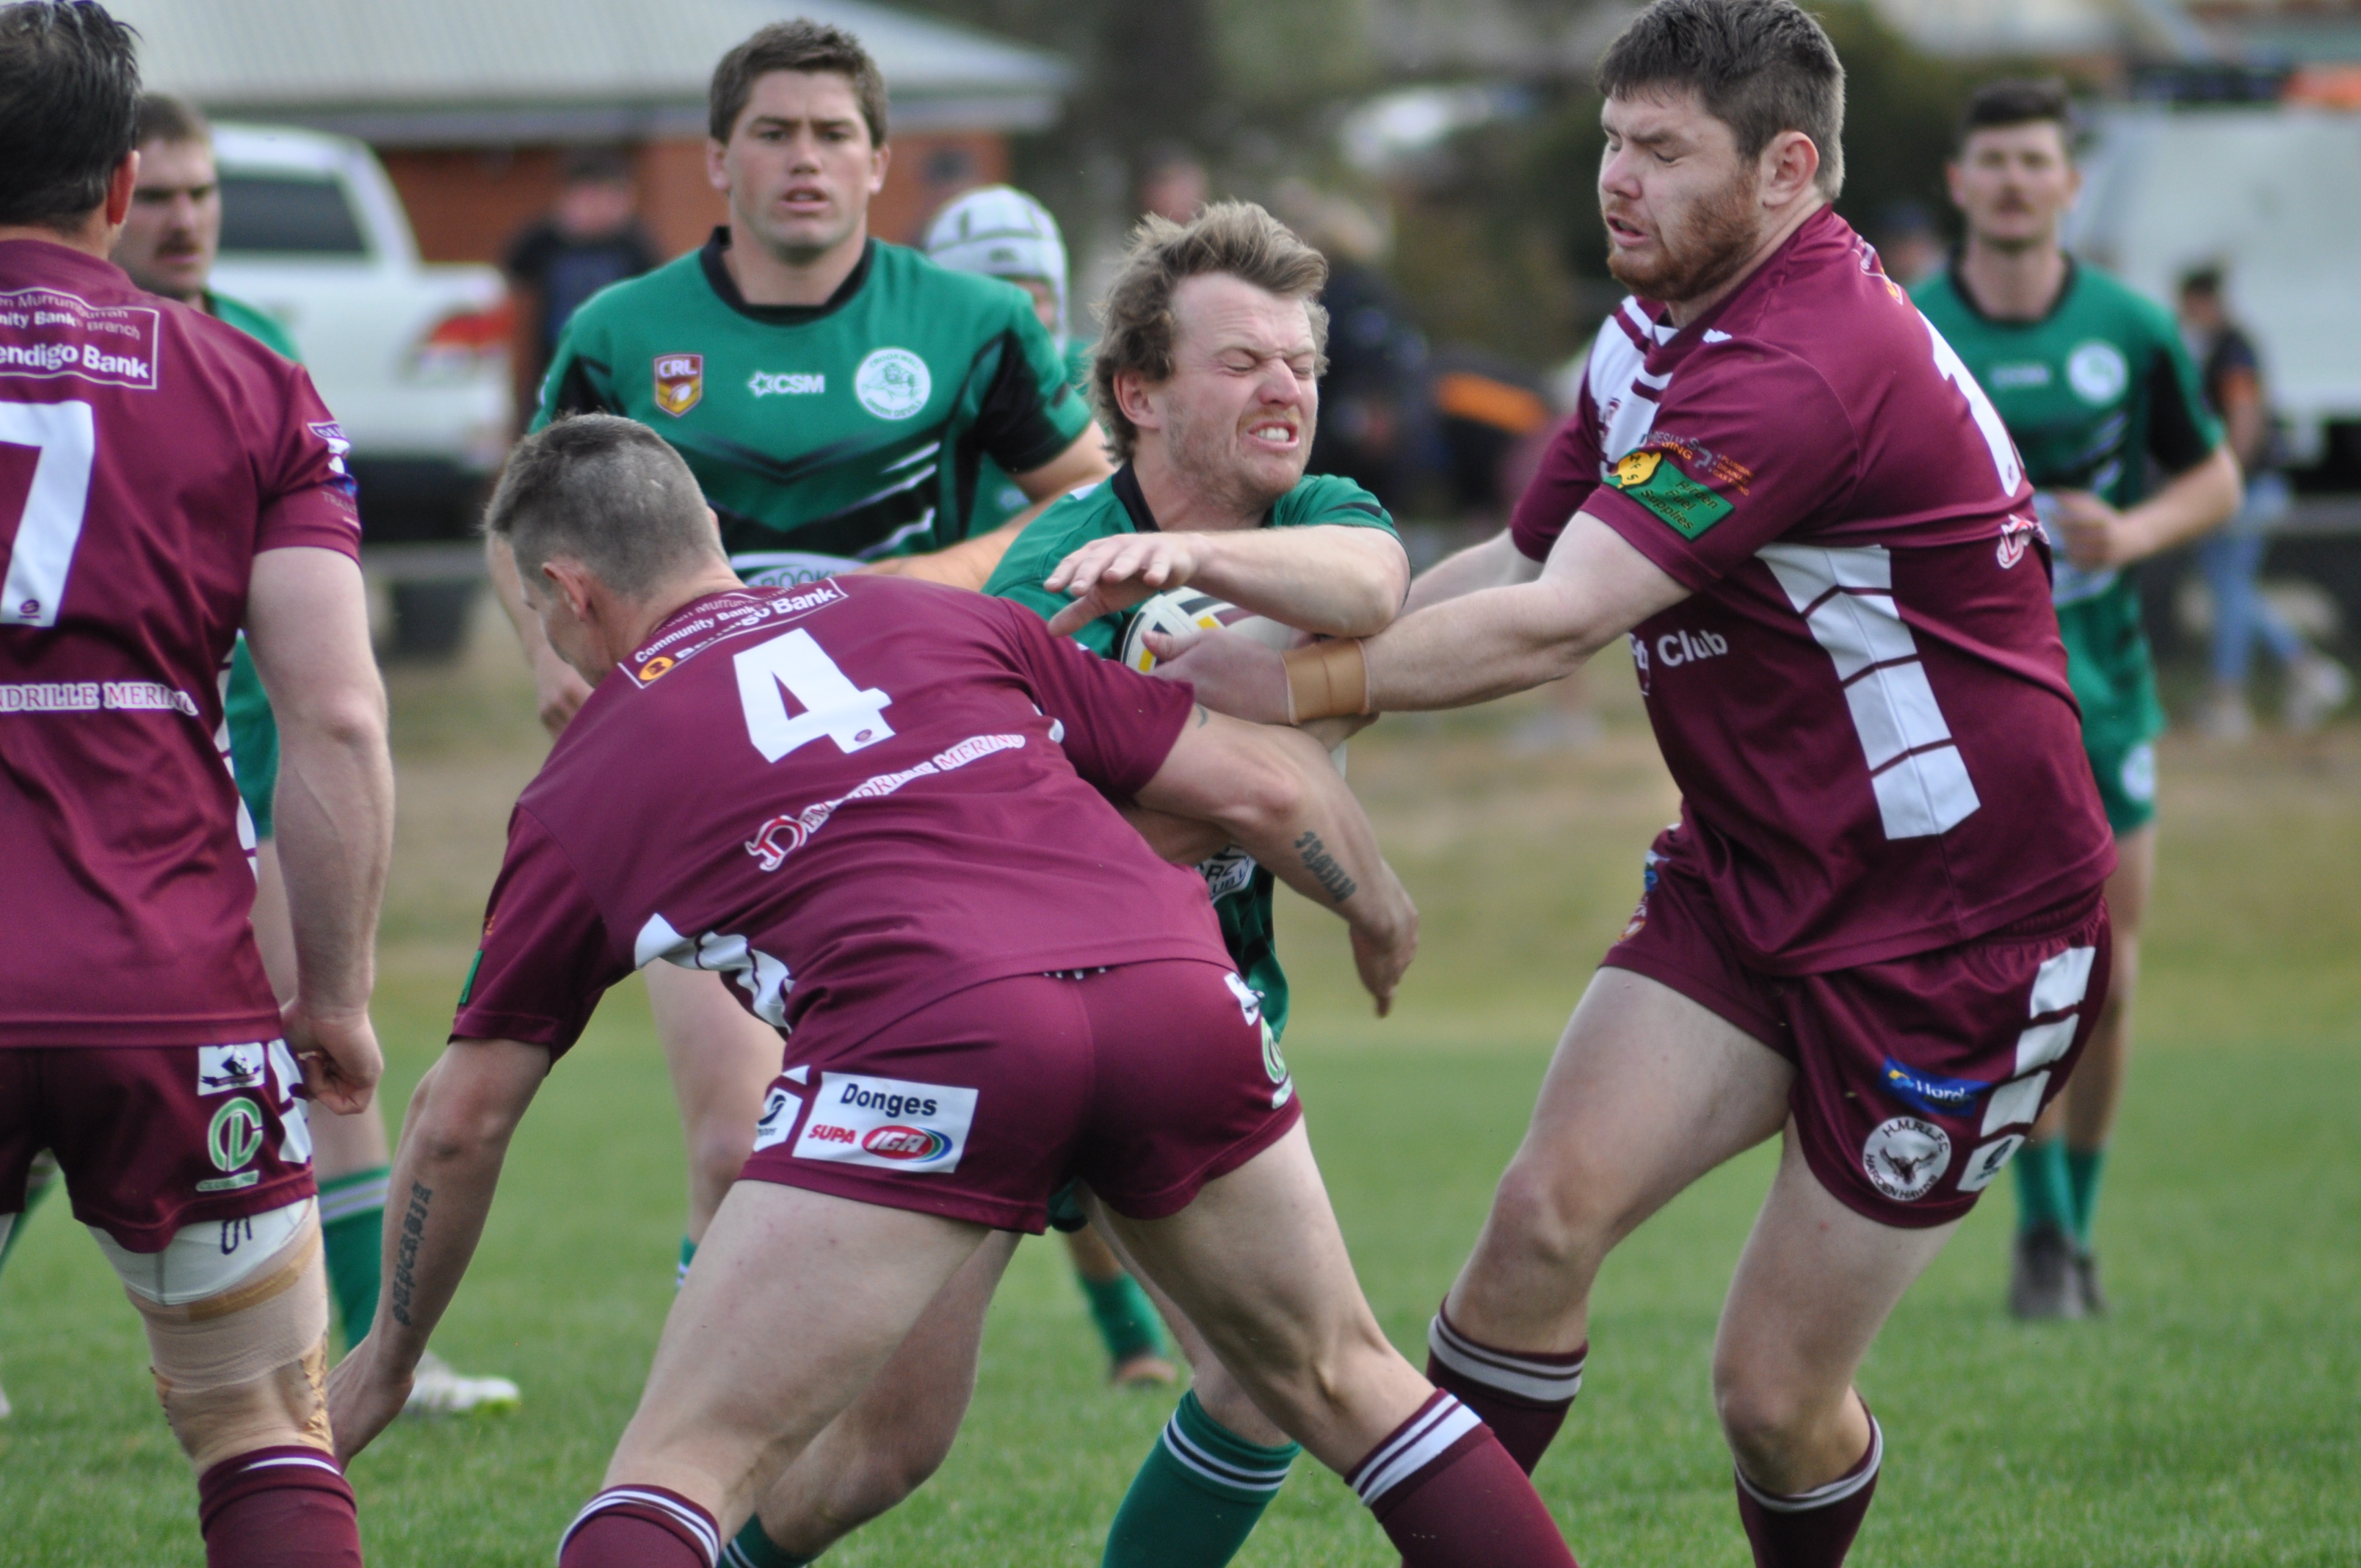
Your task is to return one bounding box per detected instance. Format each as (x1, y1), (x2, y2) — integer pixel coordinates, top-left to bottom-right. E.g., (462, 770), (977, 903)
(206, 123), (510, 655)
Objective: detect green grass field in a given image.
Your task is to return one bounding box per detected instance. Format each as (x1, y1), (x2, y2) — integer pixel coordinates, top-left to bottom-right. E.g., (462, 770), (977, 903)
(4, 620), (2357, 1566)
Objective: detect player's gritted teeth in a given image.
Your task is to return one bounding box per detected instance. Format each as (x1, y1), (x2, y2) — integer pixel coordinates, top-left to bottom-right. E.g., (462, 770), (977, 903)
(1246, 415), (1299, 449)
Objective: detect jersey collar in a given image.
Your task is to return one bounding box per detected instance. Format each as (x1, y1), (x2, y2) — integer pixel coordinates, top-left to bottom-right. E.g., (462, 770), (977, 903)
(1110, 463), (1159, 531)
(1943, 250), (2081, 327)
(699, 228), (876, 325)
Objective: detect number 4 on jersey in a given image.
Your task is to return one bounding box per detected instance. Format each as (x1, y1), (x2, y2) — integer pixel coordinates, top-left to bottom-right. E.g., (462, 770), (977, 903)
(734, 627), (893, 762)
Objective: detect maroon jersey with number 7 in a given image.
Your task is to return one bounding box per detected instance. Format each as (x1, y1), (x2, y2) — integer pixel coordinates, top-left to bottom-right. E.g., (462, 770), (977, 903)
(0, 241), (360, 1047)
(453, 576), (1231, 1056)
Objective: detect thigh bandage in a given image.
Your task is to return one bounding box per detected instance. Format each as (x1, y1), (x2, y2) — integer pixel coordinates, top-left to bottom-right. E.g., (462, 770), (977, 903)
(107, 1199), (329, 1395)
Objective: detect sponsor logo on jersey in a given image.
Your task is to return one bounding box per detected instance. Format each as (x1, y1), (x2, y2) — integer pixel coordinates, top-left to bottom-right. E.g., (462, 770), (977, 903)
(197, 1043), (268, 1096)
(637, 655), (675, 682)
(1987, 361), (2051, 390)
(745, 733), (1026, 870)
(0, 286), (160, 388)
(307, 420), (353, 479)
(653, 352), (704, 416)
(202, 1097), (267, 1189)
(1198, 845), (1258, 901)
(749, 370), (825, 397)
(2066, 340), (2128, 405)
(854, 347), (931, 420)
(1997, 514), (2040, 570)
(1606, 446), (1734, 540)
(751, 1085), (802, 1153)
(1862, 1116), (1951, 1202)
(1879, 1057), (1991, 1119)
(1955, 1133), (2026, 1194)
(1653, 628), (1728, 667)
(794, 1072), (977, 1172)
(625, 583), (849, 683)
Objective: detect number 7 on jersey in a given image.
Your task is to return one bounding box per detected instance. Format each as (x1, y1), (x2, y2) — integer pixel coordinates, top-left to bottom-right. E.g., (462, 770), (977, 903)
(1, 400), (97, 628)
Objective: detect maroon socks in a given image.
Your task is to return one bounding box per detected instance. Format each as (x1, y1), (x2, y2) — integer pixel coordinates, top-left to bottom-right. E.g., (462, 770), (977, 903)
(559, 1485), (720, 1567)
(1733, 1412), (1884, 1568)
(1424, 1305), (1587, 1474)
(1349, 1390), (1579, 1567)
(195, 1446), (362, 1568)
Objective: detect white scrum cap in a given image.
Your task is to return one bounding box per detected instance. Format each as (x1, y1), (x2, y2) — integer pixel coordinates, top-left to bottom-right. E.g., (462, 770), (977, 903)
(923, 184), (1070, 348)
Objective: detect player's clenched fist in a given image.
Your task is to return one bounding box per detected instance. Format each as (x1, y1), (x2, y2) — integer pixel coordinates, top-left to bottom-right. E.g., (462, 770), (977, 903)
(1045, 533), (1205, 635)
(282, 1000), (382, 1115)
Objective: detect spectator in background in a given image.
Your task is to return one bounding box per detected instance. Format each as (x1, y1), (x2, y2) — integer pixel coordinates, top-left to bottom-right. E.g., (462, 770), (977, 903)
(2179, 267), (2352, 738)
(1872, 200), (1944, 288)
(504, 148), (658, 393)
(1282, 183), (1429, 514)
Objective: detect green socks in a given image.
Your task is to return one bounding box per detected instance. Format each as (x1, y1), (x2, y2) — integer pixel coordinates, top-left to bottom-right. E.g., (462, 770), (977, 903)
(1101, 1390), (1299, 1568)
(2012, 1137), (2072, 1236)
(317, 1166), (390, 1348)
(1079, 1268), (1168, 1365)
(679, 1235), (697, 1289)
(723, 1514), (818, 1567)
(0, 1155), (61, 1276)
(2064, 1145), (2107, 1249)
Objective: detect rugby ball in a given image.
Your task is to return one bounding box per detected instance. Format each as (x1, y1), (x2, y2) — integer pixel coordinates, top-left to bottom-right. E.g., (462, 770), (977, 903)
(1118, 589), (1295, 674)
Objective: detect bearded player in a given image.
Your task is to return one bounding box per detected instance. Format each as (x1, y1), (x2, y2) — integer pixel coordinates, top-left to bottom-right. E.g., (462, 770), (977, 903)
(1, 4), (391, 1560)
(327, 414), (1582, 1568)
(724, 200), (1410, 1568)
(1156, 5), (2117, 1564)
(1915, 79), (2239, 1319)
(493, 21), (1116, 1297)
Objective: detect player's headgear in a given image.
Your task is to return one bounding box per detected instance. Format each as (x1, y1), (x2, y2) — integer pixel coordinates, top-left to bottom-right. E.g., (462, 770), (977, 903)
(1093, 201), (1331, 463)
(1596, 0), (1847, 198)
(710, 18), (888, 148)
(485, 415), (723, 598)
(0, 0), (142, 231)
(924, 186), (1070, 348)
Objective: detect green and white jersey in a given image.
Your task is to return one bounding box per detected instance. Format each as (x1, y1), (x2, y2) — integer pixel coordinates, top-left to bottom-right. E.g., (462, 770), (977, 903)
(1914, 259), (2221, 608)
(984, 465), (1399, 1042)
(534, 231), (1092, 585)
(972, 340), (1095, 532)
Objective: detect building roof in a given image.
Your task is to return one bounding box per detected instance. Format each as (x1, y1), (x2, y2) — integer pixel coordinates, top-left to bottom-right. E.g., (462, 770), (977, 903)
(123, 0), (1073, 144)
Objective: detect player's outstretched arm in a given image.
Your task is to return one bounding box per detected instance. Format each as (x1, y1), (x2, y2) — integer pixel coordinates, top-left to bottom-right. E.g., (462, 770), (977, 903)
(1401, 527), (1541, 614)
(1044, 524), (1409, 639)
(245, 547), (394, 1112)
(2053, 443), (2242, 570)
(1137, 711), (1417, 1013)
(327, 1038), (550, 1459)
(1148, 513), (1689, 725)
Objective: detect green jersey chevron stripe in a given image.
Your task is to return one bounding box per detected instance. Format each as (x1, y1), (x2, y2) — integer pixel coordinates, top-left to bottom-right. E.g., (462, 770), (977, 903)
(534, 233), (1090, 580)
(984, 465), (1400, 1042)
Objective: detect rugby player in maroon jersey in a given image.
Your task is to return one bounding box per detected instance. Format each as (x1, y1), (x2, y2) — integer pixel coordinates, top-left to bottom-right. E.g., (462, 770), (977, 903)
(1, 4), (392, 1563)
(1153, 4), (2116, 1564)
(324, 415), (1580, 1568)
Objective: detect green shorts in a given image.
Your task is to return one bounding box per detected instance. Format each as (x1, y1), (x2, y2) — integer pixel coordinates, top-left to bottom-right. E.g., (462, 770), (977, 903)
(225, 636), (279, 840)
(2056, 583), (2163, 835)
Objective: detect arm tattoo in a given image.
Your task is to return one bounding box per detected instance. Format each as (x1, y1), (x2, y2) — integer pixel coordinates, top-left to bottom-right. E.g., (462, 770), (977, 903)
(1194, 705), (1210, 727)
(388, 1180), (432, 1326)
(1292, 830), (1358, 904)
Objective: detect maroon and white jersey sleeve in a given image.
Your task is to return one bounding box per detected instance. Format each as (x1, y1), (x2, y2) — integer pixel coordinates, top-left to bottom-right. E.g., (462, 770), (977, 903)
(1506, 210), (2111, 973)
(451, 809), (617, 1053)
(450, 577), (1229, 1057)
(1, 241), (361, 1047)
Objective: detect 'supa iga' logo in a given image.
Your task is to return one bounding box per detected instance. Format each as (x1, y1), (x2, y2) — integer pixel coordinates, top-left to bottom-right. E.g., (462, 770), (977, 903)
(653, 353), (704, 416)
(861, 1125), (952, 1161)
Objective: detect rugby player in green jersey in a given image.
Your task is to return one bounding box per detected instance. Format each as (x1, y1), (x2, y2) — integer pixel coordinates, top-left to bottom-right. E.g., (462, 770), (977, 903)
(0, 94), (521, 1421)
(921, 181), (1181, 1392)
(490, 21), (1115, 1293)
(1916, 79), (2241, 1318)
(722, 203), (1411, 1568)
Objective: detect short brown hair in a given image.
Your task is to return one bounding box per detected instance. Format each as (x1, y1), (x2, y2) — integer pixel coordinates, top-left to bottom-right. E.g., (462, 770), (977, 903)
(484, 415), (722, 598)
(1596, 0), (1847, 197)
(1956, 78), (2074, 153)
(1092, 202), (1330, 462)
(136, 90), (207, 147)
(709, 19), (887, 147)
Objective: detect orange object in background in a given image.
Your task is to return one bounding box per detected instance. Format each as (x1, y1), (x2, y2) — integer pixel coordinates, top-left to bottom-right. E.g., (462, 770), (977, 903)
(2285, 66), (2361, 111)
(1434, 370), (1553, 437)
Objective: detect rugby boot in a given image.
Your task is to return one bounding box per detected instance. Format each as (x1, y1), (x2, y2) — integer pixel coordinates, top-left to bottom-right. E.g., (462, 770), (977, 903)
(404, 1349), (522, 1416)
(2072, 1249), (2109, 1316)
(2009, 1223), (2084, 1319)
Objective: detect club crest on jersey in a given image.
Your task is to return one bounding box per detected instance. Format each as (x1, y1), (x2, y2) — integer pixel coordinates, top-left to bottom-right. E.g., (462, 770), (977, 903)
(855, 347), (931, 420)
(653, 353), (703, 416)
(1606, 446), (1734, 540)
(197, 1043), (268, 1096)
(1862, 1116), (1951, 1202)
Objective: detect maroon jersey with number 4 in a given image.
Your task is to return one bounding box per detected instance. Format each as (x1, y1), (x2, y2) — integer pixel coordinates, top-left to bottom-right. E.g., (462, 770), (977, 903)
(1510, 208), (2113, 973)
(0, 242), (360, 1046)
(453, 576), (1230, 1054)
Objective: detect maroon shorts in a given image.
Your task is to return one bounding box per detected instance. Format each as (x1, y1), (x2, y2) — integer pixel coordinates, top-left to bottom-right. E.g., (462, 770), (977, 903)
(1604, 837), (2112, 1228)
(0, 1042), (316, 1252)
(739, 959), (1300, 1232)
